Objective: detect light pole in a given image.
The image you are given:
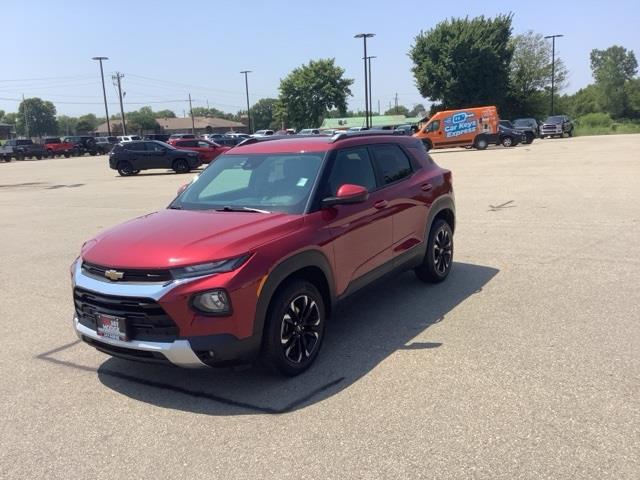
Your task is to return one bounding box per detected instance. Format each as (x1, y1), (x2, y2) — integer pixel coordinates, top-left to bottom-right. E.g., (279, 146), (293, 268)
(544, 34), (564, 116)
(355, 33), (375, 128)
(240, 70), (252, 134)
(92, 56), (111, 136)
(366, 56), (376, 127)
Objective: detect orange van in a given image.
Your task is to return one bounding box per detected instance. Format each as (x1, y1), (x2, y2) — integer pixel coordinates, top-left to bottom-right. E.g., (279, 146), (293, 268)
(413, 106), (499, 150)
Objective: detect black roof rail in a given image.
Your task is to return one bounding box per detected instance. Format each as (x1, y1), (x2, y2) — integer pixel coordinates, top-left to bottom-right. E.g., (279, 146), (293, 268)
(329, 130), (406, 143)
(236, 134), (333, 147)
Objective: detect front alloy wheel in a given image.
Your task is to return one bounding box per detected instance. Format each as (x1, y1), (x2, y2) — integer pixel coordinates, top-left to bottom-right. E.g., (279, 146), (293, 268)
(262, 281), (325, 376)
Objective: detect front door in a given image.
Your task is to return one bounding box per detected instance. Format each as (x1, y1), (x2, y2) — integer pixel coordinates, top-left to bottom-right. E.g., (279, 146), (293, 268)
(319, 146), (393, 294)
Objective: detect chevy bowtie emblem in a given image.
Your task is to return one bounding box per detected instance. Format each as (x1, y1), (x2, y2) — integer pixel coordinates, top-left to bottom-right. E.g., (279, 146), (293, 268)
(104, 269), (124, 281)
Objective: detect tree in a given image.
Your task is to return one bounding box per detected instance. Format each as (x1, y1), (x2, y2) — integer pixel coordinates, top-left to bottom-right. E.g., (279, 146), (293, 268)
(16, 97), (57, 137)
(624, 78), (640, 118)
(154, 109), (176, 119)
(0, 110), (5, 122)
(127, 107), (159, 133)
(408, 104), (426, 117)
(384, 105), (410, 116)
(410, 15), (513, 111)
(277, 58), (353, 128)
(251, 98), (279, 130)
(505, 31), (568, 118)
(590, 45), (638, 118)
(76, 113), (99, 134)
(57, 115), (78, 135)
(3, 112), (19, 126)
(191, 107), (234, 120)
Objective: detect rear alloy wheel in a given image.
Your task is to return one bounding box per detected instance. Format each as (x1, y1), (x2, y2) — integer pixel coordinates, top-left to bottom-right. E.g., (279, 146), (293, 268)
(415, 219), (454, 283)
(501, 136), (513, 147)
(173, 159), (190, 174)
(117, 161), (135, 176)
(475, 138), (488, 150)
(261, 281), (325, 376)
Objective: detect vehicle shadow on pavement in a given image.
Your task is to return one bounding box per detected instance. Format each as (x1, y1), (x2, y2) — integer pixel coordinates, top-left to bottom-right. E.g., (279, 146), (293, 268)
(97, 262), (498, 415)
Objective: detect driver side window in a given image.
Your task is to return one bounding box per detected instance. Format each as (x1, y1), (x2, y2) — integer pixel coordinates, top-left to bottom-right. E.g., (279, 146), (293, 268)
(325, 147), (377, 196)
(428, 120), (440, 132)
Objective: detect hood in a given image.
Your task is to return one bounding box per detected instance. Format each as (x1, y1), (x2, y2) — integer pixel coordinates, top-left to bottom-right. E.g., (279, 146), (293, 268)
(82, 208), (303, 269)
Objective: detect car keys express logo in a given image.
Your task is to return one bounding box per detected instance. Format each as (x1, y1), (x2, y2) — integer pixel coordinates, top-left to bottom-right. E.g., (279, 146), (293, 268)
(444, 112), (477, 138)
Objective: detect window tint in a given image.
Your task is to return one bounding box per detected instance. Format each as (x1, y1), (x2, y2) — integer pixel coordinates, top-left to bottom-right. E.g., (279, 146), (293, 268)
(147, 142), (166, 152)
(178, 140), (198, 148)
(427, 120), (440, 132)
(125, 142), (146, 152)
(325, 147), (377, 196)
(371, 144), (413, 185)
(198, 141), (211, 148)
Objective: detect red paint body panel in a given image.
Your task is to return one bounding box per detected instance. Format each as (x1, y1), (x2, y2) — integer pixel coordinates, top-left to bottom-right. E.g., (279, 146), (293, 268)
(167, 139), (230, 163)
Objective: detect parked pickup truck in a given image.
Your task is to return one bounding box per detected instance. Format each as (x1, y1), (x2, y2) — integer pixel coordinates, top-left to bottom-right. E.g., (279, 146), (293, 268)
(42, 137), (75, 158)
(0, 139), (48, 162)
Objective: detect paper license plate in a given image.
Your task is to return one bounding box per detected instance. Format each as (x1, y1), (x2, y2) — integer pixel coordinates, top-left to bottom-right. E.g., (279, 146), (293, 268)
(97, 314), (128, 342)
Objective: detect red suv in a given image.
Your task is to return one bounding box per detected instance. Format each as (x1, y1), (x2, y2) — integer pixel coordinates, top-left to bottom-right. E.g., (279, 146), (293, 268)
(72, 133), (455, 376)
(167, 138), (230, 163)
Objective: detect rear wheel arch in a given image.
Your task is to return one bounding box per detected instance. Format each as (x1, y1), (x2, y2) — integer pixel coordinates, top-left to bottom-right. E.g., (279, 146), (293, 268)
(427, 195), (456, 236)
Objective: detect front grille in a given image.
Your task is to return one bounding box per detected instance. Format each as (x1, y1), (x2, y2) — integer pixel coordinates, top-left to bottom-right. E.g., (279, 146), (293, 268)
(82, 262), (173, 283)
(74, 287), (179, 341)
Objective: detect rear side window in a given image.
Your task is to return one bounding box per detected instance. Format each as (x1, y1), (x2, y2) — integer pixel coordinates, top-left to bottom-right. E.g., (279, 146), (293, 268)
(178, 140), (198, 147)
(325, 147), (377, 195)
(125, 142), (146, 152)
(370, 144), (413, 185)
(198, 141), (211, 148)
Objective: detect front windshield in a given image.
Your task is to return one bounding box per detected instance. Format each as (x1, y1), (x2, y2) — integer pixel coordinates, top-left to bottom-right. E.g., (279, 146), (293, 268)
(173, 152), (325, 214)
(545, 116), (563, 123)
(513, 119), (530, 127)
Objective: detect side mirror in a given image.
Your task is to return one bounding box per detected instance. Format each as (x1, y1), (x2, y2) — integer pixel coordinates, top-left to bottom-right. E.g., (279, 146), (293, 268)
(322, 184), (369, 207)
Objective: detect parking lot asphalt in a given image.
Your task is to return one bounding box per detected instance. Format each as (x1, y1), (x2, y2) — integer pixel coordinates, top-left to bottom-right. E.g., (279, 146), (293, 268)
(1, 135), (639, 479)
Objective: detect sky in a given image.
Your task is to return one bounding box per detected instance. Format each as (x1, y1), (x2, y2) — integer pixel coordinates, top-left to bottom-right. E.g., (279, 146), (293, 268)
(1, 0), (638, 119)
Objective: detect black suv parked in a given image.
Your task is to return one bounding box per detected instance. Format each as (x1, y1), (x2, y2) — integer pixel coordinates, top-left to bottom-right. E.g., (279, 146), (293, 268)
(512, 118), (541, 144)
(540, 115), (574, 138)
(108, 140), (201, 176)
(0, 139), (47, 161)
(498, 121), (526, 147)
(62, 136), (101, 156)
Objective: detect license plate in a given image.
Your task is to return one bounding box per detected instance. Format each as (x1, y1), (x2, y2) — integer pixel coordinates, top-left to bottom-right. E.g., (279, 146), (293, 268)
(97, 314), (128, 342)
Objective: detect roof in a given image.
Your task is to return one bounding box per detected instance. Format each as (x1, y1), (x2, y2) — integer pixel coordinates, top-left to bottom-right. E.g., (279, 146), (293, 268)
(320, 115), (410, 129)
(95, 116), (246, 132)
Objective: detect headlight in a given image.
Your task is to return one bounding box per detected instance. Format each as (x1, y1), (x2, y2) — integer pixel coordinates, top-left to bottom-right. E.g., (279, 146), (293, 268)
(171, 254), (250, 279)
(191, 289), (232, 315)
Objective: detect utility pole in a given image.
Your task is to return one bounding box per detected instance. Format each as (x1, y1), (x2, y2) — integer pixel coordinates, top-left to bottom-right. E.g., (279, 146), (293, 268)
(394, 93), (399, 114)
(22, 94), (29, 138)
(355, 33), (375, 128)
(544, 34), (564, 116)
(240, 70), (252, 133)
(112, 72), (127, 135)
(367, 56), (376, 127)
(92, 56), (111, 136)
(188, 93), (195, 135)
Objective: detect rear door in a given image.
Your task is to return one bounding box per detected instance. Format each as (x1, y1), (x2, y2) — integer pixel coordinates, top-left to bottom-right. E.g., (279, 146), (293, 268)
(144, 141), (171, 168)
(369, 143), (430, 261)
(123, 142), (149, 169)
(319, 146), (393, 294)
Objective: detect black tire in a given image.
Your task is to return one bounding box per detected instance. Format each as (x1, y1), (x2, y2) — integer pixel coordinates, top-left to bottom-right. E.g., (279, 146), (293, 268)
(423, 140), (433, 152)
(414, 219), (454, 283)
(568, 128), (574, 138)
(524, 132), (535, 144)
(261, 280), (326, 376)
(117, 161), (135, 176)
(35, 155), (42, 160)
(475, 137), (489, 150)
(501, 136), (514, 147)
(63, 153), (70, 158)
(173, 159), (190, 174)
(17, 154), (25, 161)
(132, 170), (140, 175)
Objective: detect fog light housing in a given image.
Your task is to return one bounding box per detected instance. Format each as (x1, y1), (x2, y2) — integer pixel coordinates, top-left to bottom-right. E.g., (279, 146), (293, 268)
(191, 289), (232, 315)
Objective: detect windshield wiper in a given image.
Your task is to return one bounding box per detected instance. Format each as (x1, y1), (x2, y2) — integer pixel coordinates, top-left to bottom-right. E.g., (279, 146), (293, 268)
(217, 206), (271, 214)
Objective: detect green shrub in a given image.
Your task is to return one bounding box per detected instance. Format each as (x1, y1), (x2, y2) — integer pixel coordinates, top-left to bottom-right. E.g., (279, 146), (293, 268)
(576, 112), (614, 128)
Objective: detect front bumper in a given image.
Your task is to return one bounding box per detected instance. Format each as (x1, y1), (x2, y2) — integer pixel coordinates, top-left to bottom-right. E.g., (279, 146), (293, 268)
(74, 315), (206, 367)
(71, 260), (261, 368)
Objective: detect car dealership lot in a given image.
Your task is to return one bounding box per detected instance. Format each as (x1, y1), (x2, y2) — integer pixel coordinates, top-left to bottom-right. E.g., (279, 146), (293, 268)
(1, 135), (639, 479)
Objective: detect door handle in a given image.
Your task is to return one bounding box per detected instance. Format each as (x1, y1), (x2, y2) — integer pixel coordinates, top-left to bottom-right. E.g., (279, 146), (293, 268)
(374, 200), (388, 209)
(421, 183), (433, 191)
